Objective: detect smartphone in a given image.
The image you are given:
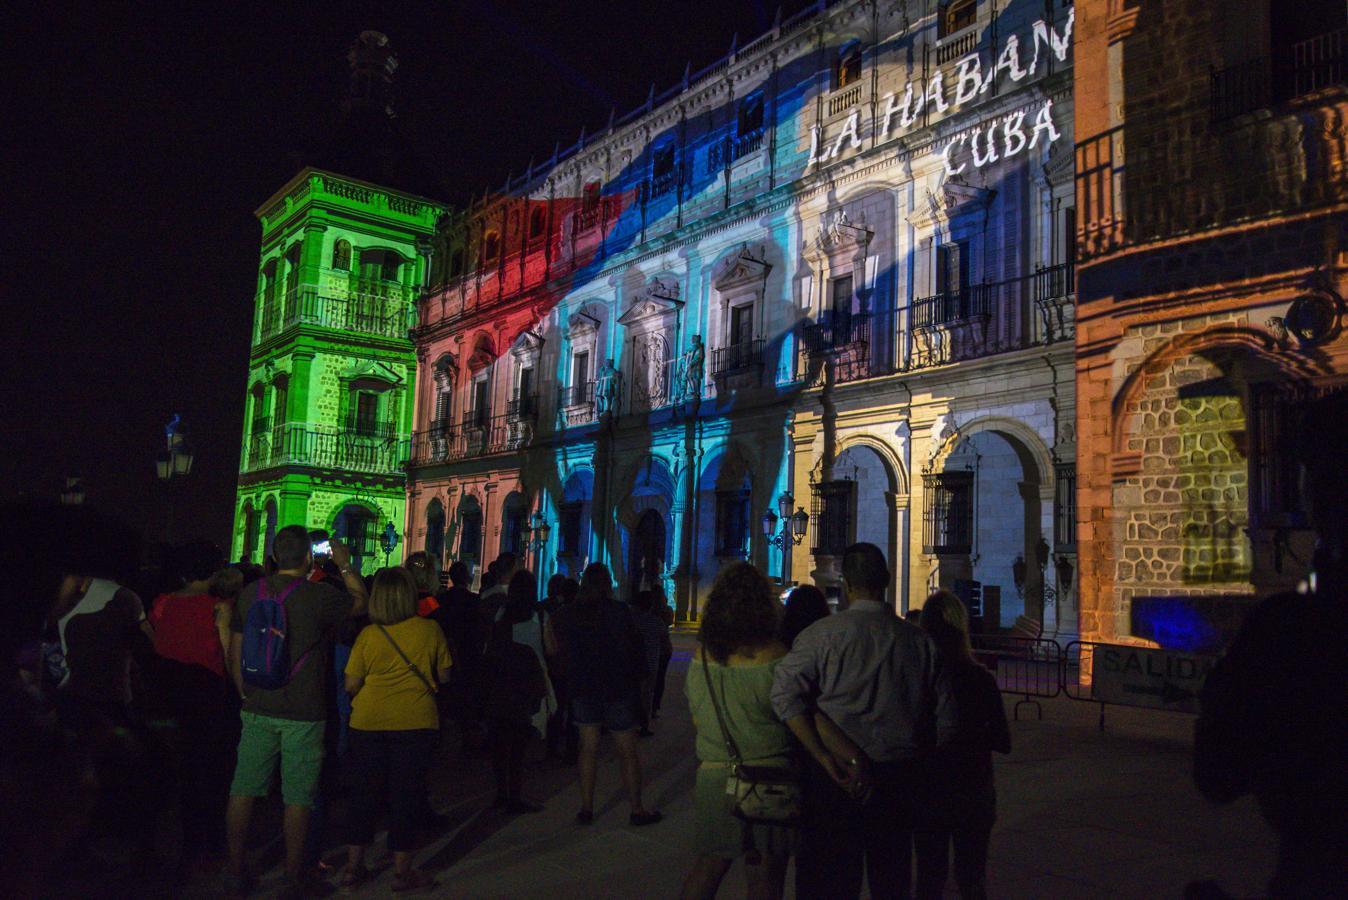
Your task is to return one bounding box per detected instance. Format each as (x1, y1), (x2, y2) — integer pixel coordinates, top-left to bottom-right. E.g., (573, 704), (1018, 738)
(311, 539), (332, 557)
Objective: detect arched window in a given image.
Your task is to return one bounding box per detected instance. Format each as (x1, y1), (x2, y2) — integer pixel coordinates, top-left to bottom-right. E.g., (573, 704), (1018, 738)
(240, 501), (258, 561)
(835, 44), (862, 89)
(332, 239), (352, 270)
(940, 0), (977, 38)
(483, 232), (500, 263)
(528, 206), (546, 240)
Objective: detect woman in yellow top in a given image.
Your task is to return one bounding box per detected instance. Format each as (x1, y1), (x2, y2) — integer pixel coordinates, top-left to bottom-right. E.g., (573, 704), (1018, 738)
(339, 567), (451, 893)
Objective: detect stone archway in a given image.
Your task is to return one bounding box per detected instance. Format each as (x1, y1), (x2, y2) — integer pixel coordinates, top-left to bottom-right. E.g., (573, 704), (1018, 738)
(424, 498), (446, 564)
(835, 439), (905, 608)
(927, 417), (1054, 631)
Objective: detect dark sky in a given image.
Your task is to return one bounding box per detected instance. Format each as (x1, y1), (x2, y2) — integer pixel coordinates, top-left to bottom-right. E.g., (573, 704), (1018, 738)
(3, 0), (808, 550)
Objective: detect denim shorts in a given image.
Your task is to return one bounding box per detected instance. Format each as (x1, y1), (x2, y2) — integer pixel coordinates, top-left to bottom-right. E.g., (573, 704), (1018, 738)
(571, 696), (638, 732)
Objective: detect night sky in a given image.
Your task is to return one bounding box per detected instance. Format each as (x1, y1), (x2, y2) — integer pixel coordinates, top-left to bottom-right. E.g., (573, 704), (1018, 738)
(5, 0), (810, 550)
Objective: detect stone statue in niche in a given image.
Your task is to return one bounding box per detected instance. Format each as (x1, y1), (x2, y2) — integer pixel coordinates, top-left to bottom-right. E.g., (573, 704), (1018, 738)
(681, 334), (705, 402)
(595, 358), (620, 415)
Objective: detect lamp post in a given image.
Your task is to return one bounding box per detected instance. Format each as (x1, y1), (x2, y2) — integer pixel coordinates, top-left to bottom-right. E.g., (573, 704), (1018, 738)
(526, 511), (552, 581)
(761, 491), (809, 588)
(59, 477), (86, 506)
(157, 415), (195, 541)
(379, 521), (401, 566)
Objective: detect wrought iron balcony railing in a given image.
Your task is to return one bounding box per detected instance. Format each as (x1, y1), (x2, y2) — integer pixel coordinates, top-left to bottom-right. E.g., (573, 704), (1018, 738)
(711, 339), (764, 376)
(801, 312), (871, 356)
(909, 262), (1075, 369)
(243, 423), (408, 476)
(255, 275), (418, 344)
(507, 394), (539, 421)
(1211, 28), (1347, 121)
(407, 413), (529, 466)
(558, 382), (595, 409)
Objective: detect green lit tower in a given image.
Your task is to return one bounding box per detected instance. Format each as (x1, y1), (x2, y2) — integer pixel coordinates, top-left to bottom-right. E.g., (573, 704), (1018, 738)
(232, 32), (445, 569)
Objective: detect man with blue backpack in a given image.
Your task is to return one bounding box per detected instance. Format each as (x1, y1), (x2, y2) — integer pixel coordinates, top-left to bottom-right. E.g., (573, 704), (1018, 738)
(222, 525), (368, 900)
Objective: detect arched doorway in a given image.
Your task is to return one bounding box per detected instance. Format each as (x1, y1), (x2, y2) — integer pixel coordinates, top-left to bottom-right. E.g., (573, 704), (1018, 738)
(930, 428), (1047, 630)
(835, 442), (901, 608)
(628, 508), (667, 600)
(455, 495), (483, 572)
(334, 503), (379, 573)
(557, 470), (594, 580)
(240, 501), (257, 563)
(501, 492), (527, 560)
(425, 498), (446, 564)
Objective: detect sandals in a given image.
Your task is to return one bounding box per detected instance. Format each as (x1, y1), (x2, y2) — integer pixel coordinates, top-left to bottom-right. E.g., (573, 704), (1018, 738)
(392, 868), (438, 893)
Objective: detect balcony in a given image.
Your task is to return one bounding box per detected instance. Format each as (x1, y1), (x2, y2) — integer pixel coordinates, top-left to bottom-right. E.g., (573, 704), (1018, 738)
(648, 169), (677, 199)
(910, 262), (1075, 369)
(711, 339), (765, 377)
(800, 312), (891, 385)
(255, 276), (417, 345)
(407, 413), (527, 466)
(242, 423), (408, 476)
(1211, 28), (1347, 122)
(733, 130), (764, 161)
(801, 312), (871, 356)
(828, 83), (862, 116)
(558, 382), (595, 426)
(507, 393), (539, 421)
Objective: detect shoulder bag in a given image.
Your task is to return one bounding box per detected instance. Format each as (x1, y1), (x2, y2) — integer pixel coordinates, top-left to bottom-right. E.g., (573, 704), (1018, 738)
(700, 646), (802, 827)
(375, 624), (439, 696)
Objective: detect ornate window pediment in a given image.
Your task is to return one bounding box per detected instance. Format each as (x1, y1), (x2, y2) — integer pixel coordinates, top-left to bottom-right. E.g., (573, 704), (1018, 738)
(906, 181), (996, 230)
(809, 210), (873, 262)
(714, 245), (772, 291)
(618, 277), (682, 326)
(340, 359), (402, 385)
(467, 334), (496, 372)
(510, 329), (545, 361)
(564, 306), (602, 340)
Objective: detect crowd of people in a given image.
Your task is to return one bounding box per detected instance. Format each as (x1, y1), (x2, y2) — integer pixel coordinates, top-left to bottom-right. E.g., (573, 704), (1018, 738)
(7, 479), (1344, 900)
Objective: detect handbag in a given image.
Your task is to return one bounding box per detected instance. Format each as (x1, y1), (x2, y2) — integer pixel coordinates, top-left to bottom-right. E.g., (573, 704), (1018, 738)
(700, 647), (802, 827)
(375, 624), (438, 696)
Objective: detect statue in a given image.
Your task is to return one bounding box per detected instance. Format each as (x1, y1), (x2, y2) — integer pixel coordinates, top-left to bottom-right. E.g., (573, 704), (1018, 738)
(595, 358), (619, 416)
(683, 334), (705, 402)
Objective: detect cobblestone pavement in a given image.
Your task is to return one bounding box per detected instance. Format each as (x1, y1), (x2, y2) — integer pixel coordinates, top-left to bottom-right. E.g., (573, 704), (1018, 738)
(207, 632), (1274, 899)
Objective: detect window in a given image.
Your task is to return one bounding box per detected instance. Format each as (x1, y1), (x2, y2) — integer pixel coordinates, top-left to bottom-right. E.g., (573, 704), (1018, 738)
(516, 367), (534, 415)
(651, 145), (677, 197)
(715, 490), (750, 558)
(273, 381), (289, 427)
(730, 304), (754, 346)
(923, 472), (974, 555)
(528, 206), (546, 240)
(572, 351), (589, 389)
(1054, 463), (1077, 551)
(448, 248), (465, 278)
(482, 232), (500, 263)
(936, 241), (969, 296)
(738, 93), (765, 136)
(830, 274), (854, 321)
(582, 183), (600, 213)
(470, 377), (490, 426)
(1064, 207), (1077, 264)
(836, 45), (862, 89)
(354, 392), (380, 435)
(940, 0), (977, 38)
(332, 239), (351, 270)
(1250, 388), (1307, 527)
(558, 502), (584, 557)
(811, 480), (854, 557)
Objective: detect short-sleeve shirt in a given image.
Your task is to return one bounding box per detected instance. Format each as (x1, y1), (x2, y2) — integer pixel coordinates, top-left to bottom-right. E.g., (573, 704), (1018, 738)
(686, 655), (793, 765)
(231, 574), (352, 721)
(151, 592), (225, 678)
(59, 578), (146, 707)
(345, 617), (451, 731)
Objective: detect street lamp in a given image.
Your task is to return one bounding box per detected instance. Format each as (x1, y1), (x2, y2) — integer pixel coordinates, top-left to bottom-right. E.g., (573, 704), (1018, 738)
(157, 415), (194, 542)
(525, 511), (552, 585)
(762, 492), (809, 587)
(60, 477), (85, 506)
(379, 521), (401, 565)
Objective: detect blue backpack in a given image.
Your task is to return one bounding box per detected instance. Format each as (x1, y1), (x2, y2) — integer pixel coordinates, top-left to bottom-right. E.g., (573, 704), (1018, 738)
(240, 577), (310, 690)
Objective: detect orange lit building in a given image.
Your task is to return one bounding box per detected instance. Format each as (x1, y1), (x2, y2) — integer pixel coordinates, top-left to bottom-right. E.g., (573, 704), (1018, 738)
(1074, 1), (1348, 649)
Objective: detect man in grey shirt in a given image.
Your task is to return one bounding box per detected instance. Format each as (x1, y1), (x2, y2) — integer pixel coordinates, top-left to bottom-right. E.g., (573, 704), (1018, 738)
(771, 542), (956, 899)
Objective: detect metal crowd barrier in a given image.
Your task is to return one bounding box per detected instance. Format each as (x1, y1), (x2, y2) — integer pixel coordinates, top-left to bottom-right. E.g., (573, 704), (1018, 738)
(969, 635), (1065, 722)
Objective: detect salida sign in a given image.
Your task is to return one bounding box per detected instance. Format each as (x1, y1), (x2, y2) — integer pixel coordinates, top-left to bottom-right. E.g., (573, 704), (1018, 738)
(1091, 644), (1218, 714)
(808, 9), (1073, 176)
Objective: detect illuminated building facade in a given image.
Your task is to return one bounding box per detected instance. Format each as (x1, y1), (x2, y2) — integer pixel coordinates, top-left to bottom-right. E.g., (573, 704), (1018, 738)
(407, 0), (1079, 624)
(233, 169), (441, 570)
(1074, 0), (1348, 648)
